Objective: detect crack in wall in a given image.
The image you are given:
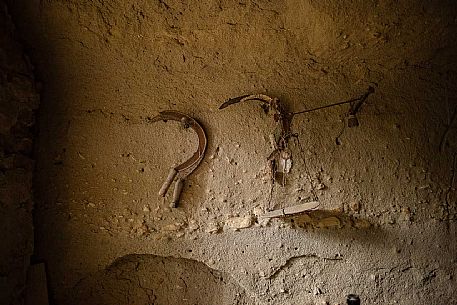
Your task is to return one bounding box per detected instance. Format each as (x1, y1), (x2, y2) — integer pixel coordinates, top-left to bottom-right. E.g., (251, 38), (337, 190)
(267, 253), (343, 280)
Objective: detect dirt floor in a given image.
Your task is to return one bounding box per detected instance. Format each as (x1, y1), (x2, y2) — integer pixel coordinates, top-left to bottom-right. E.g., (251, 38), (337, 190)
(2, 0), (457, 304)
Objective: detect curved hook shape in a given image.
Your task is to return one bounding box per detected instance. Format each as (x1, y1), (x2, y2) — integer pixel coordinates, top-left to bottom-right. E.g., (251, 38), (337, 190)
(151, 110), (207, 208)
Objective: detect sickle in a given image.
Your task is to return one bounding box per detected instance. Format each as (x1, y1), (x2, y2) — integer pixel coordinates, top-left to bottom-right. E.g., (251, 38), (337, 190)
(219, 94), (292, 147)
(219, 94), (273, 110)
(151, 110), (207, 208)
(220, 94), (294, 188)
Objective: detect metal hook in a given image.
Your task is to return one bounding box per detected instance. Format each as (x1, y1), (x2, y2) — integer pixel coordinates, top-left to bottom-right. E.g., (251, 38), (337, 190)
(151, 110), (207, 208)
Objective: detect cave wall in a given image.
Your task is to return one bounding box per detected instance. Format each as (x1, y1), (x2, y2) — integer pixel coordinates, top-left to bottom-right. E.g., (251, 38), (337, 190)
(0, 2), (38, 305)
(4, 0), (457, 304)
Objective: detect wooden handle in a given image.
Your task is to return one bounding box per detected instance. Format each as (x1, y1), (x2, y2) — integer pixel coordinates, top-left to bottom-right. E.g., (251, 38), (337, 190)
(170, 178), (184, 208)
(159, 168), (177, 197)
(283, 201), (319, 215)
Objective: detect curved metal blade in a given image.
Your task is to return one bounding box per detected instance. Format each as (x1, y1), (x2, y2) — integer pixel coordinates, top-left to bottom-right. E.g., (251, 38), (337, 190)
(219, 94), (273, 109)
(152, 110), (207, 175)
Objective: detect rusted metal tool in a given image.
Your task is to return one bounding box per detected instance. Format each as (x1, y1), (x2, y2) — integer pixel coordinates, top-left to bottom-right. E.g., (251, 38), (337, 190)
(219, 87), (375, 186)
(151, 110), (207, 208)
(220, 94), (294, 186)
(347, 86), (375, 127)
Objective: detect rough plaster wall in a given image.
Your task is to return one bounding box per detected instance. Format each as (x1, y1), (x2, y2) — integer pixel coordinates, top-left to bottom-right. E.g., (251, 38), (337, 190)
(0, 3), (38, 304)
(67, 254), (255, 305)
(5, 0), (457, 304)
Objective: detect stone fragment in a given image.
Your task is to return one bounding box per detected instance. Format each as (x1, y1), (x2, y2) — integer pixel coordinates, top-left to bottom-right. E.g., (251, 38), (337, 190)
(187, 220), (199, 231)
(399, 207), (412, 222)
(349, 201), (361, 212)
(205, 222), (220, 234)
(252, 206), (263, 216)
(136, 223), (150, 236)
(225, 215), (253, 230)
(162, 223), (183, 231)
(257, 217), (270, 227)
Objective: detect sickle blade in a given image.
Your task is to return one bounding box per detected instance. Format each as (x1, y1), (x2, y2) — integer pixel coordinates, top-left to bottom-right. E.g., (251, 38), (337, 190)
(219, 95), (251, 109)
(151, 110), (207, 207)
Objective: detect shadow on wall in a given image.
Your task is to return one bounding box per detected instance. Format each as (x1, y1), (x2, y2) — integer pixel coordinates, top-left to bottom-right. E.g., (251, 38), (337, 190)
(66, 254), (255, 305)
(284, 209), (373, 230)
(263, 208), (389, 255)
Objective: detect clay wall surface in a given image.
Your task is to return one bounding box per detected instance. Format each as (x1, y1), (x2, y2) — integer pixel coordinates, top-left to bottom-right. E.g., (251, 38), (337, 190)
(0, 2), (38, 304)
(4, 1), (457, 304)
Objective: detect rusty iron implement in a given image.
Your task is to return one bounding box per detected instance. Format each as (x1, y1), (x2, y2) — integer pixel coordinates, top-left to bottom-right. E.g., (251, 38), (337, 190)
(151, 110), (207, 208)
(219, 87), (375, 187)
(220, 94), (293, 149)
(220, 94), (294, 187)
(220, 94), (294, 188)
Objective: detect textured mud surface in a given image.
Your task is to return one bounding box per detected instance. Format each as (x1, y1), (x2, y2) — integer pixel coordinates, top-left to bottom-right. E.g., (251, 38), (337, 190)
(4, 0), (457, 304)
(68, 254), (254, 305)
(0, 3), (38, 304)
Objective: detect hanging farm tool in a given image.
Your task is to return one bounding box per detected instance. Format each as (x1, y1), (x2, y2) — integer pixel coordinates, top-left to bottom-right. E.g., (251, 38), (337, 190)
(150, 110), (207, 208)
(219, 87), (375, 187)
(220, 94), (294, 186)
